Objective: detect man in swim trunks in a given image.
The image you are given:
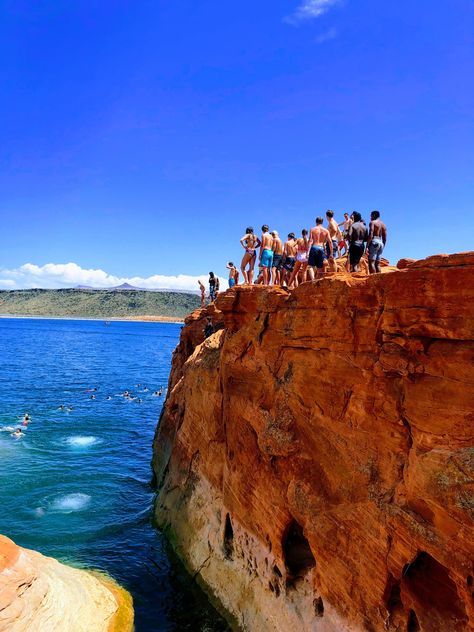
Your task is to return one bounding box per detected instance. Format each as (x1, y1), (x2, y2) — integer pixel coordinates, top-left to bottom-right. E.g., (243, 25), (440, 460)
(348, 212), (369, 272)
(271, 231), (284, 285)
(209, 272), (218, 301)
(240, 227), (261, 284)
(326, 210), (342, 268)
(308, 217), (333, 278)
(367, 210), (387, 274)
(259, 225), (274, 285)
(226, 262), (239, 288)
(282, 233), (297, 285)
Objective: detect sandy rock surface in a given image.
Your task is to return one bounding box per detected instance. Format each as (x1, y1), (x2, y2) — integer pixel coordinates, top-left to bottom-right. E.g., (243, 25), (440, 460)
(0, 535), (133, 632)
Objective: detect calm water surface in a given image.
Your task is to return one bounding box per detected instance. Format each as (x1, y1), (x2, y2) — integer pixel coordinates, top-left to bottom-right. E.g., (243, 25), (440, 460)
(0, 318), (228, 632)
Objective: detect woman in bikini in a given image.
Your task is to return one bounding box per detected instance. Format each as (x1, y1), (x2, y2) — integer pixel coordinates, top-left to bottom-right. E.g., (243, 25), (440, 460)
(288, 229), (310, 288)
(240, 227), (261, 284)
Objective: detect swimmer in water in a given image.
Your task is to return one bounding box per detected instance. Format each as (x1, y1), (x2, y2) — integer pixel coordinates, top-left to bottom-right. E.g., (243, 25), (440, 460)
(90, 395), (95, 400)
(67, 407), (74, 412)
(106, 396), (112, 400)
(58, 405), (65, 411)
(158, 387), (163, 396)
(12, 428), (24, 438)
(23, 413), (31, 423)
(143, 386), (149, 392)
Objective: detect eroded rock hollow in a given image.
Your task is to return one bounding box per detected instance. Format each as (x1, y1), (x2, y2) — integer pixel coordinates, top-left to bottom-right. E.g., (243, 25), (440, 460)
(153, 252), (474, 631)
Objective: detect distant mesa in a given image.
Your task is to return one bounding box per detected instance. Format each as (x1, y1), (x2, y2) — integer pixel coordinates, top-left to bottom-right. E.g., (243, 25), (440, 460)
(75, 283), (143, 291)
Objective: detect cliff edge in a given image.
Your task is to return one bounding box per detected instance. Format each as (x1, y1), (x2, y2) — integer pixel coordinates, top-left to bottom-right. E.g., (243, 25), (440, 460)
(153, 252), (474, 632)
(0, 535), (133, 632)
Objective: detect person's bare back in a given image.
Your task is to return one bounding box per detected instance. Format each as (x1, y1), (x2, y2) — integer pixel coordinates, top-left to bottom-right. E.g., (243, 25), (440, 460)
(309, 225), (330, 247)
(285, 238), (298, 257)
(369, 218), (387, 242)
(272, 236), (283, 255)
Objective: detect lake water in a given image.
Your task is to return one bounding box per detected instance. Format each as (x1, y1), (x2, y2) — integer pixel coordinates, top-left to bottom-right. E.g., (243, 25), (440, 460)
(0, 318), (228, 632)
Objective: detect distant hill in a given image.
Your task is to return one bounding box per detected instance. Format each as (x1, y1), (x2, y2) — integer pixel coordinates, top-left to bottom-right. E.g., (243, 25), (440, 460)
(0, 288), (200, 320)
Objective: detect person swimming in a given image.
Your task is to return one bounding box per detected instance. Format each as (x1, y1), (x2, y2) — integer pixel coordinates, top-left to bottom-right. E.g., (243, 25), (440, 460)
(90, 395), (95, 400)
(58, 405), (65, 411)
(106, 395), (112, 400)
(11, 428), (24, 438)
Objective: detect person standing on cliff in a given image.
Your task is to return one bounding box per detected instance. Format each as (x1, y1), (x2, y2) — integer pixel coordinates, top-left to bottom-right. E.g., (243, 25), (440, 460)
(271, 230), (284, 285)
(308, 217), (333, 278)
(198, 280), (206, 307)
(348, 212), (369, 272)
(282, 232), (297, 285)
(367, 211), (387, 274)
(326, 210), (342, 264)
(239, 227), (261, 285)
(209, 272), (219, 301)
(259, 225), (274, 285)
(226, 262), (239, 288)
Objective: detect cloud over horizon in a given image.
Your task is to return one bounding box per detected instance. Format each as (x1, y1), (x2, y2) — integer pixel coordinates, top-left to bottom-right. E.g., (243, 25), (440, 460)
(285, 0), (340, 25)
(0, 262), (217, 292)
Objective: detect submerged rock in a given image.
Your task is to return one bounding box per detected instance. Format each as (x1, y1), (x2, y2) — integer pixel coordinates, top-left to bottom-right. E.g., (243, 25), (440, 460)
(153, 252), (474, 631)
(0, 534), (133, 632)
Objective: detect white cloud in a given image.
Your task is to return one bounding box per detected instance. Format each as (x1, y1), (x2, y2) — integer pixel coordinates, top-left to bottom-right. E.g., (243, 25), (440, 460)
(285, 0), (340, 25)
(0, 262), (222, 292)
(315, 27), (338, 43)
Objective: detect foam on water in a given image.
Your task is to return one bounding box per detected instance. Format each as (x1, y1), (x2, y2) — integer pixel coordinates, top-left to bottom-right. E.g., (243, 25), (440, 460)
(49, 493), (91, 513)
(66, 436), (100, 448)
(1, 426), (18, 432)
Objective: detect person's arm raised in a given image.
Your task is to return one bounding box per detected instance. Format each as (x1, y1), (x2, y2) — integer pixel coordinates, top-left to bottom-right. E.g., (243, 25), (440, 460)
(240, 234), (249, 250)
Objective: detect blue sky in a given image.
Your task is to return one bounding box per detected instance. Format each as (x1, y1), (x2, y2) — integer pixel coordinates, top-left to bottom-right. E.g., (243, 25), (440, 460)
(1, 0), (473, 289)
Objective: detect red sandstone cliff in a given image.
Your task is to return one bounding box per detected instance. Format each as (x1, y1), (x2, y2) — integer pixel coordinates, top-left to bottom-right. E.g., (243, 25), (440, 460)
(153, 252), (474, 632)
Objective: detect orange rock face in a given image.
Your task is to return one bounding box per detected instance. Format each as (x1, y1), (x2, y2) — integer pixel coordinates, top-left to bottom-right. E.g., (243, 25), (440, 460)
(153, 252), (474, 632)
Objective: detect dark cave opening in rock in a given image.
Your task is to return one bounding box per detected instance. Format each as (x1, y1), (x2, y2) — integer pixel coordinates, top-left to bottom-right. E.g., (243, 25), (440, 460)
(223, 513), (234, 560)
(282, 520), (316, 578)
(407, 609), (420, 632)
(402, 552), (468, 630)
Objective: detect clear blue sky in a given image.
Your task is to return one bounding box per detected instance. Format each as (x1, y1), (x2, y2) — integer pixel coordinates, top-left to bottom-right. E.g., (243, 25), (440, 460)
(1, 0), (473, 287)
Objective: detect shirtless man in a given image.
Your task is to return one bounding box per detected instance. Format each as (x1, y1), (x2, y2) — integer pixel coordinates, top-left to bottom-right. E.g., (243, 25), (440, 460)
(367, 210), (387, 274)
(348, 212), (369, 272)
(271, 231), (284, 285)
(326, 210), (342, 269)
(240, 227), (261, 284)
(198, 280), (206, 307)
(226, 262), (239, 288)
(288, 229), (309, 288)
(282, 233), (298, 286)
(259, 225), (274, 285)
(307, 217), (333, 278)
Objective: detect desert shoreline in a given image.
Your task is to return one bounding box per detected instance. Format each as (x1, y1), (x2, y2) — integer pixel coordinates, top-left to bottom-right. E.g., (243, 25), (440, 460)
(0, 314), (184, 324)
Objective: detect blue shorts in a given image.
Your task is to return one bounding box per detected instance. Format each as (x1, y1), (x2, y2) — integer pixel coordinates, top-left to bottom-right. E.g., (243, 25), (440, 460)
(326, 239), (339, 259)
(229, 278), (236, 288)
(308, 246), (326, 269)
(261, 249), (274, 269)
(368, 238), (384, 262)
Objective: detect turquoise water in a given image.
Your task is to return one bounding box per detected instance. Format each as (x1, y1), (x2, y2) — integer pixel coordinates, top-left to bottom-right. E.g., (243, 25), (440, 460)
(0, 318), (228, 631)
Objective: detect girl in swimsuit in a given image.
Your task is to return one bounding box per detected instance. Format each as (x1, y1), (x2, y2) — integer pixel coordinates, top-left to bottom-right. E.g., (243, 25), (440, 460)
(288, 229), (310, 288)
(240, 227), (261, 284)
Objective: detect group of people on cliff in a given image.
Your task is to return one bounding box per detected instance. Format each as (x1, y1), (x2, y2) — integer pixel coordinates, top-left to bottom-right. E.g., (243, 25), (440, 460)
(200, 210), (387, 304)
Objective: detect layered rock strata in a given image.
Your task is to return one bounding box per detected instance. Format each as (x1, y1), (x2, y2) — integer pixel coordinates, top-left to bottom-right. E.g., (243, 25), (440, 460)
(153, 252), (474, 632)
(0, 535), (133, 632)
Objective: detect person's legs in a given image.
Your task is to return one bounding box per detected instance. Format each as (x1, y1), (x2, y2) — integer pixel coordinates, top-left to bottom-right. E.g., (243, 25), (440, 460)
(240, 253), (250, 284)
(248, 254), (256, 284)
(288, 261), (301, 288)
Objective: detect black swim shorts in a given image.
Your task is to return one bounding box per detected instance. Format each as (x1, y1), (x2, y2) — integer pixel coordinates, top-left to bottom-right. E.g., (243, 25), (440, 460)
(349, 243), (365, 266)
(273, 254), (283, 270)
(283, 257), (295, 271)
(308, 246), (326, 269)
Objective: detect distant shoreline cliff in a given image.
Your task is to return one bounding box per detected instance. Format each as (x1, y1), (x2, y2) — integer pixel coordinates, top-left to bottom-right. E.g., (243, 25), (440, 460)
(0, 288), (199, 320)
(153, 252), (474, 631)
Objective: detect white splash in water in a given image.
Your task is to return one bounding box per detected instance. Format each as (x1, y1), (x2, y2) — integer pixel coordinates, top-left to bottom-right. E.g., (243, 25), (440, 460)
(0, 426), (17, 432)
(35, 507), (45, 517)
(66, 436), (99, 448)
(50, 493), (91, 513)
